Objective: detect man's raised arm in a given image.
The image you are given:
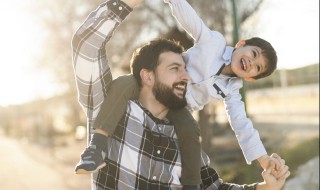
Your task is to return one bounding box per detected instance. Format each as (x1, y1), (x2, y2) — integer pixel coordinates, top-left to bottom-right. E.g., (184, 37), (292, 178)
(71, 0), (143, 129)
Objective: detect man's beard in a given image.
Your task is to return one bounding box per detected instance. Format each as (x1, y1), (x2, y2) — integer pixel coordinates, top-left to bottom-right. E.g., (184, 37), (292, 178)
(152, 78), (187, 110)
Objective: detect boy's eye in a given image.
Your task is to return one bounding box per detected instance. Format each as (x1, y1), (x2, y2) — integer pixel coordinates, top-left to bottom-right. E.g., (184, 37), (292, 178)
(256, 65), (261, 72)
(253, 51), (257, 58)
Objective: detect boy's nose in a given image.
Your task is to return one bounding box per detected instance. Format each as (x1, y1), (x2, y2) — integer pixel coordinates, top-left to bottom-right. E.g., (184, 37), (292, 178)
(248, 58), (255, 68)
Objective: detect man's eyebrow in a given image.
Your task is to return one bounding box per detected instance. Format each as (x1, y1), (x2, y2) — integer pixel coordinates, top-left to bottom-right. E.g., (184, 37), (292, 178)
(168, 62), (184, 67)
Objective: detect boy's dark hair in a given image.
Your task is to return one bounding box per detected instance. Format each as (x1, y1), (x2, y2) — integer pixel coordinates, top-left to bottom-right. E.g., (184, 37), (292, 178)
(130, 38), (184, 86)
(245, 37), (277, 80)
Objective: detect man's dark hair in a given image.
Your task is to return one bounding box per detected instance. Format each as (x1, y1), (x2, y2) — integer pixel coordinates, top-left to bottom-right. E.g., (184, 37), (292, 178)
(130, 38), (184, 86)
(245, 37), (277, 80)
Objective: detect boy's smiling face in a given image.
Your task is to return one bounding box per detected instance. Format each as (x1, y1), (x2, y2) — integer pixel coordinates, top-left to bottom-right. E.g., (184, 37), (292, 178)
(230, 40), (268, 81)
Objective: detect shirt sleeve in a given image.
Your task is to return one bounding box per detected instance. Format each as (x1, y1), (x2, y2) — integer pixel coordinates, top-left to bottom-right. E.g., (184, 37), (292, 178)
(71, 0), (132, 130)
(164, 0), (217, 44)
(224, 79), (267, 164)
(216, 182), (257, 190)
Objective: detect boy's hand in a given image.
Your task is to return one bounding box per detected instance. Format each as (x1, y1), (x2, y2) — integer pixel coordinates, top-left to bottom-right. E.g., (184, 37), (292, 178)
(257, 154), (281, 174)
(257, 159), (290, 190)
(269, 153), (288, 178)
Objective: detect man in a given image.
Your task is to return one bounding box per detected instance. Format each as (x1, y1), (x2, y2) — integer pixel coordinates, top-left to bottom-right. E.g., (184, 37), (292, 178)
(72, 0), (290, 189)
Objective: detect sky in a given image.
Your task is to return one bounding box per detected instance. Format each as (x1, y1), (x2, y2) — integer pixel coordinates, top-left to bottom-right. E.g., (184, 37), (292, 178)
(0, 0), (318, 106)
(251, 0), (319, 70)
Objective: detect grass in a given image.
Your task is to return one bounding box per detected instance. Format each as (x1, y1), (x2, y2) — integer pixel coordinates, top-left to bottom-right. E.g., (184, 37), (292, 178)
(219, 137), (319, 184)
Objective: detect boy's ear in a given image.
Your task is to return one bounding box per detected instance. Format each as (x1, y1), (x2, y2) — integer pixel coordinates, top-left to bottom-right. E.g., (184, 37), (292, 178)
(235, 39), (246, 48)
(244, 77), (256, 82)
(140, 69), (154, 86)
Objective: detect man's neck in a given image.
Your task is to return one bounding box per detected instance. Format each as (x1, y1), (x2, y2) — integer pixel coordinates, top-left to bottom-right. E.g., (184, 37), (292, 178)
(138, 88), (168, 120)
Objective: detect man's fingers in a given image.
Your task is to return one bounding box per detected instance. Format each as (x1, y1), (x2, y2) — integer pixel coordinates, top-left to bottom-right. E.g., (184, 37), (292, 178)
(278, 170), (291, 181)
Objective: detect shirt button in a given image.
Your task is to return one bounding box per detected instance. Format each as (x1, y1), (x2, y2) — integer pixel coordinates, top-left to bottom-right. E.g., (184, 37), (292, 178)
(113, 2), (117, 5)
(153, 176), (157, 180)
(157, 150), (161, 154)
(118, 6), (123, 10)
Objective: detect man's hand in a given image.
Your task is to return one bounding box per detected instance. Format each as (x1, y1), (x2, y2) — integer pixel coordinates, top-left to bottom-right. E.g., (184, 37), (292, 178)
(121, 0), (144, 8)
(256, 158), (290, 190)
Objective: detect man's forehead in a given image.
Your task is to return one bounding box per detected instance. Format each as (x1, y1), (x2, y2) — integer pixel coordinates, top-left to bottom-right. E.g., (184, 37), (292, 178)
(158, 52), (185, 66)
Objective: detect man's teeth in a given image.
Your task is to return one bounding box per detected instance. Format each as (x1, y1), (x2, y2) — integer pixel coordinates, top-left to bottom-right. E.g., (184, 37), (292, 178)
(175, 84), (185, 90)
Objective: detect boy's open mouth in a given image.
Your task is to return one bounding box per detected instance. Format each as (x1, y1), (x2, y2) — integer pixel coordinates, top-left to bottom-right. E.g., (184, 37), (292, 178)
(241, 58), (247, 71)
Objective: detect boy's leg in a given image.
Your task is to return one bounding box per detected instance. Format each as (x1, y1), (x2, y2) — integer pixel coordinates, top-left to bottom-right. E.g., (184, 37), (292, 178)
(93, 74), (139, 134)
(75, 75), (139, 174)
(167, 108), (202, 186)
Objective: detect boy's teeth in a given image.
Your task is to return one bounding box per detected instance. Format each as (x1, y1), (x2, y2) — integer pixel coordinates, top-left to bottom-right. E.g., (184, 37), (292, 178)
(242, 58), (246, 70)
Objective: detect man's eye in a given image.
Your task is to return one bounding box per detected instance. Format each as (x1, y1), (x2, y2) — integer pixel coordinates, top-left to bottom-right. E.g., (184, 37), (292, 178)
(256, 65), (261, 72)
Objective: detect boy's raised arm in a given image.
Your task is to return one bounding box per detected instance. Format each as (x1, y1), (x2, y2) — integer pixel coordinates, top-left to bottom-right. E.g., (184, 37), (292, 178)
(164, 0), (213, 43)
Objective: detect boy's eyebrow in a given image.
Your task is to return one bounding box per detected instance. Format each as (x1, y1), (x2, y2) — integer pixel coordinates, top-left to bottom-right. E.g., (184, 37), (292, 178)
(254, 48), (261, 57)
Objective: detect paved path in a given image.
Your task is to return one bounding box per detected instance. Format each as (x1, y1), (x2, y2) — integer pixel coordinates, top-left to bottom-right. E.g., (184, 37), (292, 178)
(0, 137), (72, 190)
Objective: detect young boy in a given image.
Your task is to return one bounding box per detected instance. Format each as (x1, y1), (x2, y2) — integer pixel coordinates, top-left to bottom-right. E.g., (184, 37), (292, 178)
(75, 0), (281, 188)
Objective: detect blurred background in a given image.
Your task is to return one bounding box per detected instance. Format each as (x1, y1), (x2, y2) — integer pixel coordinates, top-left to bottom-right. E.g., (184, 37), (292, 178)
(0, 0), (318, 189)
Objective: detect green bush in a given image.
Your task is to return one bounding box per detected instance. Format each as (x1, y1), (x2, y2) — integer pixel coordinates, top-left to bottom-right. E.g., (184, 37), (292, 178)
(219, 137), (319, 184)
(279, 137), (319, 176)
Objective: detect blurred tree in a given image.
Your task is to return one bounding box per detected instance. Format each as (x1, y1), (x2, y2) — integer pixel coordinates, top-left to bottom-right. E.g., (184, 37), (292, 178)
(30, 0), (263, 144)
(28, 0), (101, 130)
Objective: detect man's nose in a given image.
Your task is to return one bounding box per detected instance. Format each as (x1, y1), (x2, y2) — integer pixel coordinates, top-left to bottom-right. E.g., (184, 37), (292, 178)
(181, 69), (191, 82)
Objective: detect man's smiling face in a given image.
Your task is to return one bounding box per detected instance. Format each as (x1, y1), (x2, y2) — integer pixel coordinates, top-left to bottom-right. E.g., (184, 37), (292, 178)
(152, 51), (190, 109)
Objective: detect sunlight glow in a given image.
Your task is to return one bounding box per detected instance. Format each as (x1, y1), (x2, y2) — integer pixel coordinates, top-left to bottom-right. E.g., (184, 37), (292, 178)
(0, 0), (318, 106)
(248, 0), (319, 69)
(0, 1), (56, 106)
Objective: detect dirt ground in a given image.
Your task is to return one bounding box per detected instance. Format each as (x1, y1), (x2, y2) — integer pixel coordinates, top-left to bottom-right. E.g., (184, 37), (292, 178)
(0, 136), (91, 190)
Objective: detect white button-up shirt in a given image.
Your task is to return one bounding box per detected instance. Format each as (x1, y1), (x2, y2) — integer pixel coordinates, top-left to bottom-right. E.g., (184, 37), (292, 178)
(166, 0), (267, 163)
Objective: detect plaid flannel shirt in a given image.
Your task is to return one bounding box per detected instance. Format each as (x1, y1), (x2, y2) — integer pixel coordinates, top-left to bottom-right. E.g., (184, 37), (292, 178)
(72, 0), (257, 189)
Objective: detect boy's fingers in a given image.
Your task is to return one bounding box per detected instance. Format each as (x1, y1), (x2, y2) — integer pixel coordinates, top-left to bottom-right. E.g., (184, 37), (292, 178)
(271, 153), (286, 170)
(268, 160), (276, 170)
(270, 153), (278, 159)
(279, 165), (289, 176)
(276, 159), (286, 174)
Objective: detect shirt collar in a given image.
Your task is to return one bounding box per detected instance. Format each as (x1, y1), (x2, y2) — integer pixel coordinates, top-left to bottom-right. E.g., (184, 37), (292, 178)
(216, 46), (234, 75)
(223, 46), (234, 65)
(134, 100), (172, 125)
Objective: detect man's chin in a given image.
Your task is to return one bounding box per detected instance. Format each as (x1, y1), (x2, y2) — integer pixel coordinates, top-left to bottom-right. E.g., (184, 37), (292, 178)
(174, 91), (185, 99)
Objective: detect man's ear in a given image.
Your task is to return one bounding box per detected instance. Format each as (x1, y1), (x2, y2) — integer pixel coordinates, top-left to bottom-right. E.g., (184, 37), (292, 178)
(140, 69), (154, 86)
(244, 77), (256, 82)
(235, 39), (246, 48)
